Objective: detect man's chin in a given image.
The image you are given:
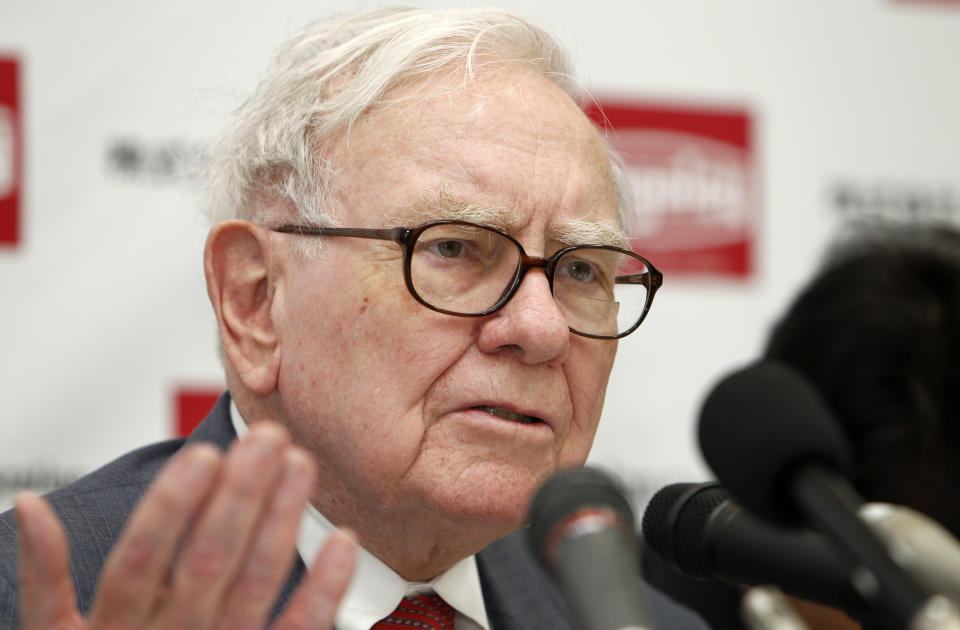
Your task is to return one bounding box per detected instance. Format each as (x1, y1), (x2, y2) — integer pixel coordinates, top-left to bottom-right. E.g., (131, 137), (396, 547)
(425, 476), (543, 530)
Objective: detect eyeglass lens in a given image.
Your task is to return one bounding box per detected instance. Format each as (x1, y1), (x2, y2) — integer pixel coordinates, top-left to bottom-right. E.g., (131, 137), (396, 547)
(408, 223), (652, 337)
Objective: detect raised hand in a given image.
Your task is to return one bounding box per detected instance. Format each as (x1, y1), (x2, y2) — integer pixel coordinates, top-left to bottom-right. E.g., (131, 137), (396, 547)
(15, 423), (355, 630)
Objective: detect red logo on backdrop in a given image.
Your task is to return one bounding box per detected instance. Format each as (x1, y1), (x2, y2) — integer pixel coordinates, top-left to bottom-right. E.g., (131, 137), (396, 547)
(174, 386), (223, 437)
(585, 100), (757, 278)
(0, 57), (21, 247)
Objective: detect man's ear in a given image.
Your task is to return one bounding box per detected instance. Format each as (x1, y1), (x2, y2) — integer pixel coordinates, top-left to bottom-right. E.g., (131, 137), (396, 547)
(204, 221), (281, 395)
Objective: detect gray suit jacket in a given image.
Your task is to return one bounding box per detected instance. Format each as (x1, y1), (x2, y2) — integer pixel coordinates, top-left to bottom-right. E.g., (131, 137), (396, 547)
(0, 394), (708, 629)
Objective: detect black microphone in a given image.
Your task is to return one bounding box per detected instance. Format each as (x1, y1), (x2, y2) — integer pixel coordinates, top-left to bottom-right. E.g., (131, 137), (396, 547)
(642, 481), (863, 615)
(698, 360), (937, 629)
(529, 467), (655, 630)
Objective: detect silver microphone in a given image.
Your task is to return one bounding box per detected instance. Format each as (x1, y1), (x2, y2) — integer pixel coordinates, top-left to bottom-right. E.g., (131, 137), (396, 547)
(860, 503), (960, 607)
(741, 586), (811, 630)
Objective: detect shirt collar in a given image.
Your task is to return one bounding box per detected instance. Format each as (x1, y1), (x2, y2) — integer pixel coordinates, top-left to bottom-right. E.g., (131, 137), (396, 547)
(229, 400), (491, 630)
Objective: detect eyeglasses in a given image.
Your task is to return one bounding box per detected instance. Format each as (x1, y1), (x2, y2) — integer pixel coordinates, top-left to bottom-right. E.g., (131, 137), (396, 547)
(272, 220), (662, 339)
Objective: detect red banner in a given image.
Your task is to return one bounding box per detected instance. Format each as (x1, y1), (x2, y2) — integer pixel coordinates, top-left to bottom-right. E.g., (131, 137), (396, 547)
(586, 100), (758, 278)
(174, 386), (223, 437)
(0, 57), (20, 247)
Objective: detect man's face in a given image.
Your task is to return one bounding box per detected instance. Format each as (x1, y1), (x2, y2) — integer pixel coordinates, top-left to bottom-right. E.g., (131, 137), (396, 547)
(271, 65), (621, 533)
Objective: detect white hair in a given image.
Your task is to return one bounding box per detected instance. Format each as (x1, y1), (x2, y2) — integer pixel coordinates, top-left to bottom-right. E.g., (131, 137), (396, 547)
(204, 6), (633, 232)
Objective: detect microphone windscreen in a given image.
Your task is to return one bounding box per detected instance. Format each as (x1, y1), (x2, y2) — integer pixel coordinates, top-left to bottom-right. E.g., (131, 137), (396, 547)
(697, 360), (853, 525)
(642, 482), (730, 576)
(528, 467), (634, 564)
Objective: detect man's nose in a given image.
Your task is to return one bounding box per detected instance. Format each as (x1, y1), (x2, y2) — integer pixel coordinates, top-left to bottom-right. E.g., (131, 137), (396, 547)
(475, 269), (570, 365)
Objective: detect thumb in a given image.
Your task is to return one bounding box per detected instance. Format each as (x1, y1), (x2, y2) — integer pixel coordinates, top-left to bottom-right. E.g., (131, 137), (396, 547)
(15, 492), (86, 630)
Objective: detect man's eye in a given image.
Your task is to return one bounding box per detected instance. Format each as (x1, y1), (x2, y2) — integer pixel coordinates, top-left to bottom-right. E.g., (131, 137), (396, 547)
(427, 240), (465, 258)
(562, 260), (596, 283)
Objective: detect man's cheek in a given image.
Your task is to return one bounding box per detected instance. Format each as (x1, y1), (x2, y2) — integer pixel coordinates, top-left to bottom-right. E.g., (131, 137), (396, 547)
(557, 438), (594, 469)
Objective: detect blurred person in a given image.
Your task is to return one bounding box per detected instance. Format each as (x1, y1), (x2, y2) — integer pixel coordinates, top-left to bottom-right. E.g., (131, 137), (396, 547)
(764, 223), (960, 629)
(0, 7), (707, 630)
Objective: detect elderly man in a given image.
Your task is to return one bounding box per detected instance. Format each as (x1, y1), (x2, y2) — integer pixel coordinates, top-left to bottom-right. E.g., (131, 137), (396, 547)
(0, 7), (704, 630)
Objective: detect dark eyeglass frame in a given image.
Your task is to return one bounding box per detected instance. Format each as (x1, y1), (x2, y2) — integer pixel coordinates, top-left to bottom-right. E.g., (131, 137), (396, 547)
(272, 219), (662, 339)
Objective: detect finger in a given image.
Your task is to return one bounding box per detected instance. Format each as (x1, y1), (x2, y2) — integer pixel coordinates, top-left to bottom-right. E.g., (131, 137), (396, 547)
(15, 492), (85, 630)
(155, 422), (290, 629)
(87, 443), (221, 628)
(273, 530), (357, 630)
(214, 447), (317, 630)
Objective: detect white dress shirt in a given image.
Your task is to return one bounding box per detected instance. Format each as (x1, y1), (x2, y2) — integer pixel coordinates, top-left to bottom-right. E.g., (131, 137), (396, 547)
(230, 402), (490, 630)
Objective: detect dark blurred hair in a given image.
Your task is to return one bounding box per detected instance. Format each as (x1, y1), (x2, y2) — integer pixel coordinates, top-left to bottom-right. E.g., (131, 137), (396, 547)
(764, 224), (960, 536)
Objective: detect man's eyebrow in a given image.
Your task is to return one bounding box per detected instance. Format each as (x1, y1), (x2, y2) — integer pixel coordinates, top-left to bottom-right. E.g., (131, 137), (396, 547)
(551, 219), (629, 249)
(409, 190), (629, 248)
(411, 192), (521, 233)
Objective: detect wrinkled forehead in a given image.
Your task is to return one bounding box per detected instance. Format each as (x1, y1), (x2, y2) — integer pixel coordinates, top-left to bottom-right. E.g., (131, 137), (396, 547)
(328, 63), (622, 244)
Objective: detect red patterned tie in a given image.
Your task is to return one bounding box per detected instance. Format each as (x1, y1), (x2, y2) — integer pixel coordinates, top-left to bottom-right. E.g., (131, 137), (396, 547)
(372, 592), (457, 630)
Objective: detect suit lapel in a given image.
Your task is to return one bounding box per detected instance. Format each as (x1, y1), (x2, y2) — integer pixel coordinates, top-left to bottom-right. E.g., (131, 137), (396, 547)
(270, 557), (307, 621)
(477, 530), (582, 630)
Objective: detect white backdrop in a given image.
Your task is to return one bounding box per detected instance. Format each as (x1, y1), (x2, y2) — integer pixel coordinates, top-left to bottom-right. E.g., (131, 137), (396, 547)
(1, 0), (959, 511)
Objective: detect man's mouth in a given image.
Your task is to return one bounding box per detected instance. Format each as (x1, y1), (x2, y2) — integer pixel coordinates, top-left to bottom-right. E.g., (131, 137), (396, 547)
(471, 405), (542, 424)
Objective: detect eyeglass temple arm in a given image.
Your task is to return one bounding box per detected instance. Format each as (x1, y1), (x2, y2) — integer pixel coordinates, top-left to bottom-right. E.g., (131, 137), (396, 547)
(272, 225), (410, 245)
(615, 271), (663, 289)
